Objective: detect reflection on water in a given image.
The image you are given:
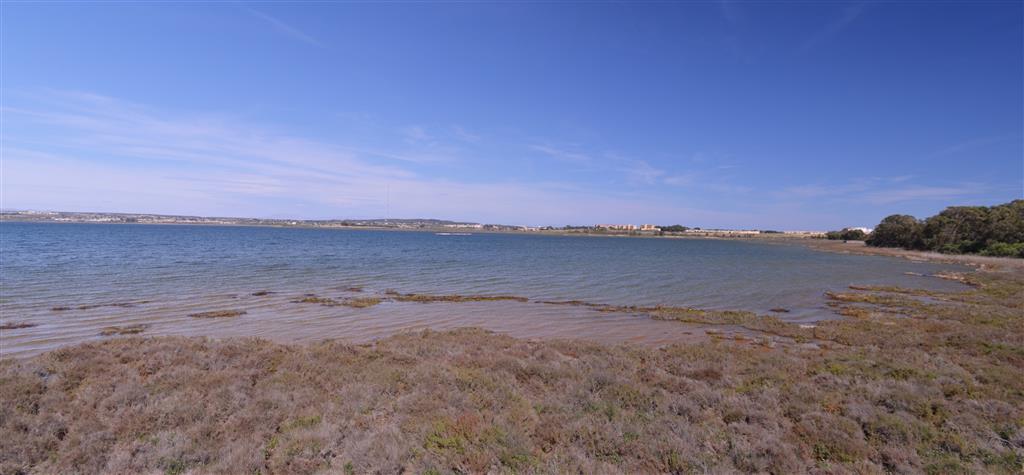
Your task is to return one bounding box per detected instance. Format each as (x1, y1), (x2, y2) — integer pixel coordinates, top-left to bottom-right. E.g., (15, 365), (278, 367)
(1, 222), (968, 357)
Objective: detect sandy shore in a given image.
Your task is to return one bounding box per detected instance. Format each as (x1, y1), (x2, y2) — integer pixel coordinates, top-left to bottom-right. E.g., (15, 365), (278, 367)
(798, 239), (1024, 271)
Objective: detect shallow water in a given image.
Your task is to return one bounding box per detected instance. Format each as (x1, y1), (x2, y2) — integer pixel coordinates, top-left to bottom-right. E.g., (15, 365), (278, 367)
(1, 222), (968, 357)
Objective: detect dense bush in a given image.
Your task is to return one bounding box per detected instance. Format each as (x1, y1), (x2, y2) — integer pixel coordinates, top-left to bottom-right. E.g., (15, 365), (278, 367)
(980, 241), (1024, 258)
(865, 215), (922, 248)
(866, 200), (1024, 257)
(659, 224), (688, 233)
(825, 228), (867, 241)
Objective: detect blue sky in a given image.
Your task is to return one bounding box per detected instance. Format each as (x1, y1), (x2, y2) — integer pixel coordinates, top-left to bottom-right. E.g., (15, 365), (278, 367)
(2, 2), (1021, 229)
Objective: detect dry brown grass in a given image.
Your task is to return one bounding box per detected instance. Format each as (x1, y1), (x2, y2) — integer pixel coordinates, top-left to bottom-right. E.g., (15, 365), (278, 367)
(1, 271), (1022, 474)
(187, 310), (246, 319)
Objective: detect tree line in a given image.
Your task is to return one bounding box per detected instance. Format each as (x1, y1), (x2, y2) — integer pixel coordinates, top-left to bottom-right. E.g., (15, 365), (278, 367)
(825, 228), (867, 241)
(863, 200), (1024, 257)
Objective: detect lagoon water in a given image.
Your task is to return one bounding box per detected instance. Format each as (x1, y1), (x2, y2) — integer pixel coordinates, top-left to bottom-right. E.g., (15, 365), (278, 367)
(1, 222), (968, 357)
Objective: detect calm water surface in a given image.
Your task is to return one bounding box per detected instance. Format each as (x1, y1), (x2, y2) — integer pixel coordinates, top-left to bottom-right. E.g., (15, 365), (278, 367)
(1, 222), (968, 357)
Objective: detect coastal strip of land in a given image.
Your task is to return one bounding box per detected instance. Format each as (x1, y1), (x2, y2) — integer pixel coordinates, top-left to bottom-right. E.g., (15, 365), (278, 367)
(1, 210), (822, 238)
(801, 238), (1024, 270)
(2, 254), (1022, 473)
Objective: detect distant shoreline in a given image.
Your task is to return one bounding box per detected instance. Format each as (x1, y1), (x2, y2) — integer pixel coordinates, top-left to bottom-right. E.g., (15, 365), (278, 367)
(0, 215), (822, 239)
(7, 217), (1021, 269)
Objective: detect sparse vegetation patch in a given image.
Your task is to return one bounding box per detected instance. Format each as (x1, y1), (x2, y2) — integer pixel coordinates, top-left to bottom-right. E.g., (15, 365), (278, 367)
(292, 295), (341, 306)
(341, 297), (382, 308)
(77, 301), (151, 310)
(386, 291), (529, 303)
(187, 310), (246, 318)
(99, 324), (148, 336)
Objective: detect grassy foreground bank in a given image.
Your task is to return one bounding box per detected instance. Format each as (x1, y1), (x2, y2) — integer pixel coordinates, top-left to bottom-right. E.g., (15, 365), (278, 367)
(2, 269), (1022, 474)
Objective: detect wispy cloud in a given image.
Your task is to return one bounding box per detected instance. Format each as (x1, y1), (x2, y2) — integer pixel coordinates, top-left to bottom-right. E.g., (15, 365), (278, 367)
(11, 91), (984, 228)
(2, 90), (752, 226)
(245, 7), (323, 47)
(781, 177), (987, 205)
(451, 125), (481, 143)
(930, 133), (1020, 158)
(663, 174), (695, 187)
(861, 184), (987, 205)
(704, 183), (752, 194)
(3, 91), (407, 181)
(401, 125), (431, 143)
(529, 144), (591, 163)
(799, 2), (867, 53)
(623, 160), (665, 185)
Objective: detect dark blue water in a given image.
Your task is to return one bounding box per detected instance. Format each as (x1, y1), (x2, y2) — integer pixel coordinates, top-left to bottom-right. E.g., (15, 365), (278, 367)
(1, 222), (967, 356)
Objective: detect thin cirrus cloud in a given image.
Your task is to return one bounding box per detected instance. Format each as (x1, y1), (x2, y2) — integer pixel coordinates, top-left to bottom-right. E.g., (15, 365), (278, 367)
(244, 7), (324, 47)
(861, 184), (989, 205)
(451, 125), (481, 143)
(2, 90), (1001, 228)
(529, 144), (592, 163)
(929, 133), (1020, 158)
(401, 125), (431, 143)
(2, 90), (758, 226)
(780, 178), (986, 205)
(622, 160), (665, 185)
(663, 174), (695, 187)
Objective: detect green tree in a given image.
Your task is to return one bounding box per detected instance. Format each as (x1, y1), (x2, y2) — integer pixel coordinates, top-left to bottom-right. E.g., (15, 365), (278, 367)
(866, 200), (1024, 256)
(866, 215), (922, 249)
(920, 206), (990, 254)
(985, 200), (1024, 245)
(826, 228), (867, 241)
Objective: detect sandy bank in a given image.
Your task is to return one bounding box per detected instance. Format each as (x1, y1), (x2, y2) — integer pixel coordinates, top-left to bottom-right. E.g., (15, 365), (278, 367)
(799, 239), (1024, 271)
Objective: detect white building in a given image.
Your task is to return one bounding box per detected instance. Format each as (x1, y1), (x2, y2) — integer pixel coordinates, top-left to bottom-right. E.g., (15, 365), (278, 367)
(596, 224), (638, 231)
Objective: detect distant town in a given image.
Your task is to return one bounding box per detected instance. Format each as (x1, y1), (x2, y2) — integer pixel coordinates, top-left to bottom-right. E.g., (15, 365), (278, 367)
(0, 210), (828, 238)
